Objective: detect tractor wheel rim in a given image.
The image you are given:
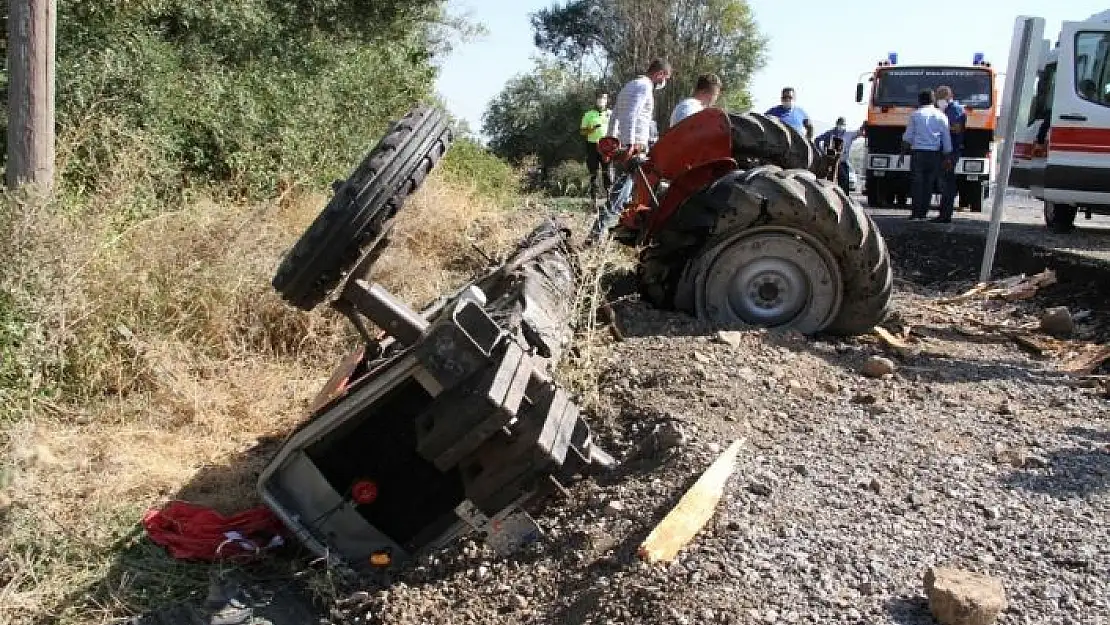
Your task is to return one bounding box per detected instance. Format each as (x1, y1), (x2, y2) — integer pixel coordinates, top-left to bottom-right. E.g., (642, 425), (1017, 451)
(697, 228), (843, 333)
(728, 257), (809, 325)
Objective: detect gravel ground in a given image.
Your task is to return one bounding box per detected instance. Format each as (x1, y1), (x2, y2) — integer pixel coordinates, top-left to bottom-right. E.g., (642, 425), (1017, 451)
(323, 230), (1110, 625)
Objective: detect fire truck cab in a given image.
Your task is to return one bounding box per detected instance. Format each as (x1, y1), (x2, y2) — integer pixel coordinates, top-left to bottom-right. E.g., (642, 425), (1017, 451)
(1010, 10), (1110, 232)
(856, 54), (999, 212)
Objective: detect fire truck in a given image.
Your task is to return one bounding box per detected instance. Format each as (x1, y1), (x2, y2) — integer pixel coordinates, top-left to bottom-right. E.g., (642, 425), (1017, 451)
(1009, 10), (1110, 232)
(856, 54), (1000, 212)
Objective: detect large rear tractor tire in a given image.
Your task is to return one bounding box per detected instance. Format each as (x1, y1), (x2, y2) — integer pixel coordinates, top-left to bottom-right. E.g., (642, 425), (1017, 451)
(728, 112), (819, 172)
(639, 166), (893, 336)
(272, 105), (453, 311)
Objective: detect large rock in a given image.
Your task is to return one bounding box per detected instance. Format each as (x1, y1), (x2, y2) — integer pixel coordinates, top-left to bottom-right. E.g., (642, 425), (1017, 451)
(1039, 306), (1075, 337)
(924, 567), (1008, 625)
(861, 355), (896, 378)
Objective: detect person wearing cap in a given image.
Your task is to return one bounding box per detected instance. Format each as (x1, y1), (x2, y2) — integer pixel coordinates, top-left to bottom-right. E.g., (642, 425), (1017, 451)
(935, 85), (966, 222)
(765, 87), (814, 139)
(814, 117), (862, 195)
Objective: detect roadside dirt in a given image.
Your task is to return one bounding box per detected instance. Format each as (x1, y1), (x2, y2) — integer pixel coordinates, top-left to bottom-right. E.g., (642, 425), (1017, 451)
(132, 221), (1110, 625)
(313, 224), (1109, 625)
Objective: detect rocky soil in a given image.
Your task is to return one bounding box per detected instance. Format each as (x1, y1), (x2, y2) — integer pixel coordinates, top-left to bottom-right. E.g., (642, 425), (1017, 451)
(321, 229), (1110, 625)
(133, 223), (1110, 625)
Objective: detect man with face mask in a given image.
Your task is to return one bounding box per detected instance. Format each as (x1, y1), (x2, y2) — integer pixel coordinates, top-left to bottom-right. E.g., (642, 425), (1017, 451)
(581, 91), (613, 202)
(765, 87), (814, 140)
(586, 58), (672, 244)
(606, 58), (672, 152)
(934, 85), (966, 223)
(814, 117), (861, 195)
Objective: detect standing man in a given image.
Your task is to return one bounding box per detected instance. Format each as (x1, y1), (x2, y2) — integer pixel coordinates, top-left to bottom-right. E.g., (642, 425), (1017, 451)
(897, 90), (952, 221)
(581, 91), (613, 203)
(669, 74), (722, 127)
(935, 85), (966, 222)
(765, 87), (814, 140)
(814, 116), (861, 195)
(586, 58), (672, 244)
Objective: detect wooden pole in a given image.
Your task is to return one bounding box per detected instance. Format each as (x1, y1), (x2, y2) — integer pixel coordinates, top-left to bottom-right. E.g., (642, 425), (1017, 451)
(6, 0), (57, 192)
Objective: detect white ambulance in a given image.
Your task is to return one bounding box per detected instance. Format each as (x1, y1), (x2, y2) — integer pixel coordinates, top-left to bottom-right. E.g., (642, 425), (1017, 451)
(1010, 10), (1110, 232)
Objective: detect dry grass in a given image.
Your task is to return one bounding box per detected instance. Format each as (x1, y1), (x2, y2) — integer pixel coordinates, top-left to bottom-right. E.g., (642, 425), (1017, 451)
(0, 171), (539, 624)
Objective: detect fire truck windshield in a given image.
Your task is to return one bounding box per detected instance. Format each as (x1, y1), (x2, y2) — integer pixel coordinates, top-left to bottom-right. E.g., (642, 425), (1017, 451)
(873, 67), (993, 108)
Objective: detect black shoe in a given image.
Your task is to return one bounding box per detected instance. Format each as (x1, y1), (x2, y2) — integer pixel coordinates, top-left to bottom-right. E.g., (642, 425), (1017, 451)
(929, 216), (952, 223)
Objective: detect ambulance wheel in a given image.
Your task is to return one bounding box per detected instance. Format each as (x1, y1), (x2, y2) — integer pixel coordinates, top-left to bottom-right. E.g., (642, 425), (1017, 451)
(1044, 201), (1077, 233)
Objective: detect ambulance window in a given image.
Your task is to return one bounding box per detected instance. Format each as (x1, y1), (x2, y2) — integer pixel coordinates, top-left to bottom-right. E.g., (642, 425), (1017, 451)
(1074, 31), (1110, 106)
(1028, 62), (1056, 123)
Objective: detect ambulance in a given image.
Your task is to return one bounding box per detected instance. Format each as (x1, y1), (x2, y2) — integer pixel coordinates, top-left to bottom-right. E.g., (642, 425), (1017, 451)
(1010, 10), (1110, 232)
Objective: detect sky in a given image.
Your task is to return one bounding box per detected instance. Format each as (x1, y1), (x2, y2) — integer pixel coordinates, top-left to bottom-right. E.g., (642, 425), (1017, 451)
(435, 0), (1109, 137)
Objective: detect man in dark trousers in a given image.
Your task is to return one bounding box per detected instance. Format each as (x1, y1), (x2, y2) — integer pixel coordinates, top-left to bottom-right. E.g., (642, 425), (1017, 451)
(897, 90), (952, 221)
(935, 85), (966, 222)
(580, 91), (613, 203)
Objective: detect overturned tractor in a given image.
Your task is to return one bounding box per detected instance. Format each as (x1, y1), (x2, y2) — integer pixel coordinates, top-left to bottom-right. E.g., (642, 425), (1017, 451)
(262, 103), (893, 569)
(605, 108), (892, 335)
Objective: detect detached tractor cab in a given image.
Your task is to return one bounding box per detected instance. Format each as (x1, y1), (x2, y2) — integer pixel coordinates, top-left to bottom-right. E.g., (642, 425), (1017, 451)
(1010, 10), (1110, 232)
(855, 52), (999, 212)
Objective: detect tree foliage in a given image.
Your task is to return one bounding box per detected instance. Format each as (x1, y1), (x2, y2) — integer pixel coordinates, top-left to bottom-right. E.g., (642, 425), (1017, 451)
(531, 0), (767, 121)
(481, 59), (598, 179)
(1, 0), (477, 203)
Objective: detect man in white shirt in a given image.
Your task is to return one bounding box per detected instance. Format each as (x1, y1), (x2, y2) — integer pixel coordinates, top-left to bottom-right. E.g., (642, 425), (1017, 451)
(669, 74), (722, 128)
(606, 58), (672, 151)
(587, 58), (672, 244)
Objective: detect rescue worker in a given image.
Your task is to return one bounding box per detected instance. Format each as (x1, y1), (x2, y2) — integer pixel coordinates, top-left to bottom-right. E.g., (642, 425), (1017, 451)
(765, 87), (814, 140)
(580, 91), (613, 202)
(896, 89), (952, 221)
(585, 58), (672, 244)
(669, 73), (722, 127)
(814, 117), (861, 195)
(935, 85), (966, 223)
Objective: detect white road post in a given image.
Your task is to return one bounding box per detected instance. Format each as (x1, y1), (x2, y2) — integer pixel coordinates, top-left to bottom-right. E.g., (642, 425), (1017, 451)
(980, 16), (1045, 283)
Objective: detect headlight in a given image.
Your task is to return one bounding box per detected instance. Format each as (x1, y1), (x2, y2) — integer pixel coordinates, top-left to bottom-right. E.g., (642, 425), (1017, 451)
(870, 156), (891, 168)
(964, 160), (985, 173)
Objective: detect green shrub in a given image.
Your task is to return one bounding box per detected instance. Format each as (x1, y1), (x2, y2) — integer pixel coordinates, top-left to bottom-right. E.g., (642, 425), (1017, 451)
(440, 137), (522, 207)
(545, 159), (590, 197)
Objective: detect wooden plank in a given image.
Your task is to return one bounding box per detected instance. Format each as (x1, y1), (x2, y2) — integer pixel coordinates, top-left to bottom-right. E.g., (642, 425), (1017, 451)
(873, 326), (910, 350)
(1061, 344), (1110, 375)
(638, 438), (744, 564)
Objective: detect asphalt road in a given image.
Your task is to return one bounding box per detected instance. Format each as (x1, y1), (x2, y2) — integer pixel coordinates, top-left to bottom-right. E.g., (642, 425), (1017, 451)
(859, 187), (1110, 266)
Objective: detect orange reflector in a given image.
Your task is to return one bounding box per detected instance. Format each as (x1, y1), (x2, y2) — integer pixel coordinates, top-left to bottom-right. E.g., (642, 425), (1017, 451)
(369, 552), (391, 567)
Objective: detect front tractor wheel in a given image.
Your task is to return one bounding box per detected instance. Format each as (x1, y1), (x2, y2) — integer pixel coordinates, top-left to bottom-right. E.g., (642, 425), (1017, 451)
(639, 166), (893, 336)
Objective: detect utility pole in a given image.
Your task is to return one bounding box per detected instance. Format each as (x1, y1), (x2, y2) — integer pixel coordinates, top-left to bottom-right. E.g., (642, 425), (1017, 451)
(6, 0), (57, 192)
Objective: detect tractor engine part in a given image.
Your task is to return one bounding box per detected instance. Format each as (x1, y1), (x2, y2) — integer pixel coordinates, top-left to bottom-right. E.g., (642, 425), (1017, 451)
(262, 105), (614, 571)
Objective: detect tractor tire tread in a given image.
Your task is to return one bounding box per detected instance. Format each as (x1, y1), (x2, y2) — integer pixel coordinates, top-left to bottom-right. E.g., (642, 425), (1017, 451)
(272, 105), (452, 311)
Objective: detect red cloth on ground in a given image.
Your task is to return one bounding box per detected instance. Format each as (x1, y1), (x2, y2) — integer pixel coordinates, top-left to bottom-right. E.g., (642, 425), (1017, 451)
(142, 501), (286, 561)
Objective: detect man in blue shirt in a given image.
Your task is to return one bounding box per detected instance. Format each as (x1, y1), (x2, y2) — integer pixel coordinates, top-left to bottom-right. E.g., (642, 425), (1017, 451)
(935, 85), (967, 222)
(897, 89), (953, 221)
(814, 117), (862, 195)
(765, 87), (814, 140)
